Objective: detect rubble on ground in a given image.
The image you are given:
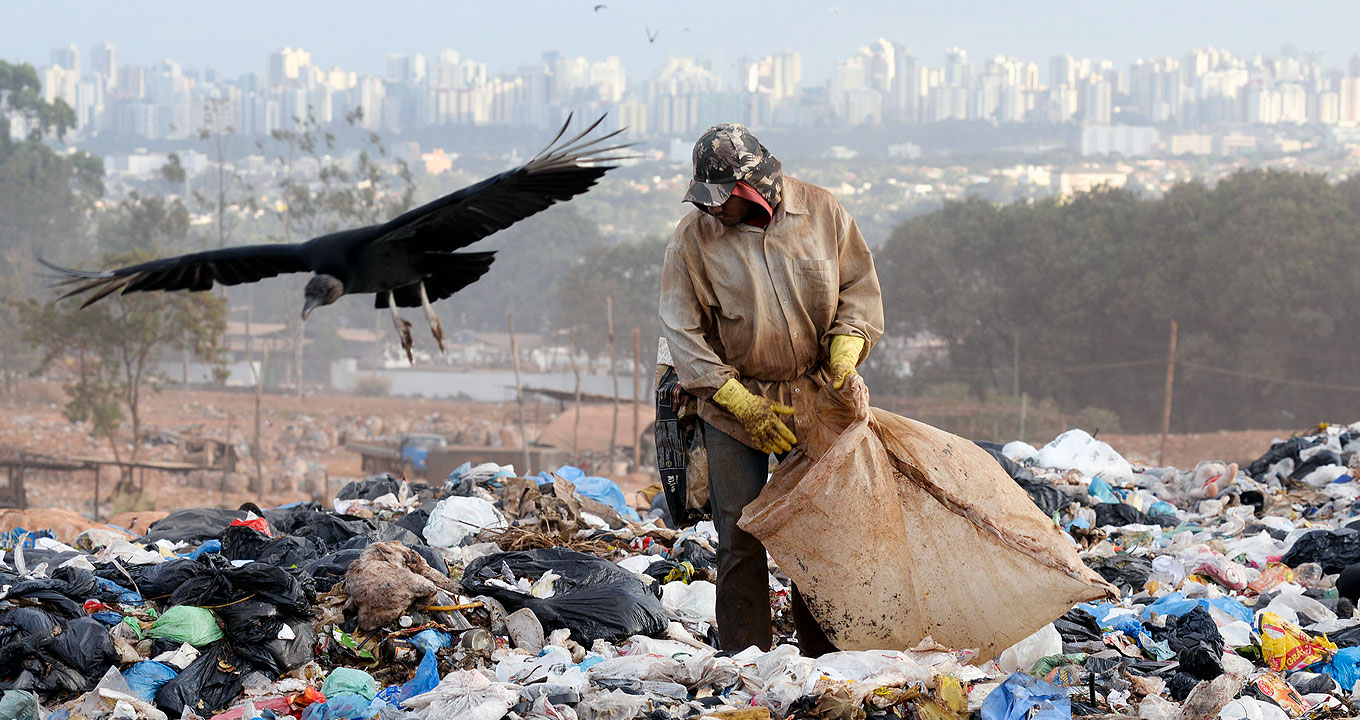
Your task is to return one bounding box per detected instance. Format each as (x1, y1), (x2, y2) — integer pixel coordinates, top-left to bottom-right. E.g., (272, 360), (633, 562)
(6, 422), (1360, 720)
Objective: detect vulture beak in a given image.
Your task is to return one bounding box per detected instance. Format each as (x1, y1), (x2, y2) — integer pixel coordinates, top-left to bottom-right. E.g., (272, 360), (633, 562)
(301, 296), (321, 321)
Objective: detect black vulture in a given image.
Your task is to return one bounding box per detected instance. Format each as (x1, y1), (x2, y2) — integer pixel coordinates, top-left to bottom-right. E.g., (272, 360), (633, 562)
(42, 115), (629, 362)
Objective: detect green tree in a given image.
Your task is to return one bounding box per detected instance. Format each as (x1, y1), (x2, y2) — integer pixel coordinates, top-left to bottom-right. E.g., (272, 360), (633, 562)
(18, 252), (227, 493)
(553, 239), (667, 360)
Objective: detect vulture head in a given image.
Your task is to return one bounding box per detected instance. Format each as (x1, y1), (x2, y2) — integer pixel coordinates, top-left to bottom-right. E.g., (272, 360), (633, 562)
(301, 274), (345, 319)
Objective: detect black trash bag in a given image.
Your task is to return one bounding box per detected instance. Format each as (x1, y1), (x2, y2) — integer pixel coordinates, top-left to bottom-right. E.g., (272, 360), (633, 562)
(671, 538), (717, 571)
(1338, 563), (1360, 605)
(1245, 436), (1319, 480)
(1164, 606), (1223, 680)
(1289, 672), (1339, 696)
(0, 607), (62, 640)
(1085, 554), (1154, 592)
(136, 558), (210, 601)
(143, 507), (247, 544)
(156, 642), (274, 716)
(221, 522), (273, 561)
(49, 567), (98, 602)
(1054, 608), (1103, 643)
(1094, 503), (1153, 527)
(1167, 671), (1201, 701)
(266, 507), (370, 552)
(253, 536), (324, 569)
(303, 549), (364, 592)
(370, 522), (424, 547)
(1282, 529), (1360, 574)
(1082, 655), (1125, 675)
(461, 548), (668, 644)
(0, 578), (84, 619)
(1018, 479), (1068, 518)
(1291, 448), (1344, 481)
(336, 474), (402, 501)
(49, 617), (118, 684)
(392, 508), (431, 544)
(168, 555), (311, 614)
(267, 619), (315, 672)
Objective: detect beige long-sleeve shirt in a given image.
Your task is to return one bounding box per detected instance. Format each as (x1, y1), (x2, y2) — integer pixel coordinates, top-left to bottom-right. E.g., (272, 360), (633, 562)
(659, 176), (884, 449)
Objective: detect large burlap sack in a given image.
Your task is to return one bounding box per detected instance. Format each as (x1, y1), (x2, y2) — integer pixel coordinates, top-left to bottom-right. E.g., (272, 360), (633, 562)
(739, 376), (1116, 660)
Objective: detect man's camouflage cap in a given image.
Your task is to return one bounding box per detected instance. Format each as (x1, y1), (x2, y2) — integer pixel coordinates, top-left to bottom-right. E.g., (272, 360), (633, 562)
(682, 122), (783, 209)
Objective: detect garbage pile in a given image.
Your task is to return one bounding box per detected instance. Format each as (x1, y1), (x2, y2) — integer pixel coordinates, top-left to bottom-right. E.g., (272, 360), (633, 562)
(4, 422), (1360, 720)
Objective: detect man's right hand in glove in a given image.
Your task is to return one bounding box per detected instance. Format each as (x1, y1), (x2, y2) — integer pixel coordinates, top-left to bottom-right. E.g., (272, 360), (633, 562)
(712, 378), (797, 454)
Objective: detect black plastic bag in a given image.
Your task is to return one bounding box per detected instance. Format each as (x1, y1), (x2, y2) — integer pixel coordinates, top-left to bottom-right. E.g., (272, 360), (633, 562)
(393, 508), (431, 543)
(221, 522), (274, 560)
(1085, 554), (1153, 592)
(156, 642), (271, 716)
(1282, 529), (1360, 574)
(1094, 503), (1153, 527)
(1019, 479), (1067, 517)
(1245, 436), (1319, 480)
(336, 474), (402, 501)
(1167, 671), (1201, 701)
(265, 507), (370, 552)
(304, 549), (365, 592)
(136, 558), (209, 601)
(1163, 606), (1223, 680)
(253, 536), (324, 569)
(49, 617), (118, 683)
(143, 507), (247, 544)
(166, 555), (311, 614)
(1054, 607), (1103, 643)
(0, 578), (84, 619)
(462, 548), (668, 644)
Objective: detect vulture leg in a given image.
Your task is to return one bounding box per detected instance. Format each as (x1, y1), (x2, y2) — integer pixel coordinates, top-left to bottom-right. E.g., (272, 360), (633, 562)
(388, 291), (414, 364)
(418, 281), (446, 354)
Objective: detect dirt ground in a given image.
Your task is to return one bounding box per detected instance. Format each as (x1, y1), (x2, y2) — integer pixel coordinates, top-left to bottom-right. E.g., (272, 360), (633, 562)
(0, 380), (1312, 522)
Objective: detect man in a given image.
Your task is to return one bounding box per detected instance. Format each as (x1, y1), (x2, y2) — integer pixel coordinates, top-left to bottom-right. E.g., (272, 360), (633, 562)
(659, 123), (884, 654)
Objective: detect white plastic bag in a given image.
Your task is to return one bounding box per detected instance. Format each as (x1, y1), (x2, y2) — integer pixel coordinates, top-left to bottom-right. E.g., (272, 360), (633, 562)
(1035, 429), (1135, 481)
(997, 623), (1061, 674)
(660, 581), (716, 625)
(424, 497), (507, 548)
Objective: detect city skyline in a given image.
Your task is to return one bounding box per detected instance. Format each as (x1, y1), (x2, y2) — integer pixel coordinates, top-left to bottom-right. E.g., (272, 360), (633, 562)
(8, 0), (1360, 87)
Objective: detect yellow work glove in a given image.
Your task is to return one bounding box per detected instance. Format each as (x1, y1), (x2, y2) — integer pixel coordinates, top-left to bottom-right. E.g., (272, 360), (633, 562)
(712, 378), (797, 454)
(828, 335), (866, 390)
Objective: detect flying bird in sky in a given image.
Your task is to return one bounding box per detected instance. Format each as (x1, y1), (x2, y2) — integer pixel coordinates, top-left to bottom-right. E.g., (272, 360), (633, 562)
(43, 115), (629, 363)
(646, 26), (659, 43)
(593, 3), (606, 10)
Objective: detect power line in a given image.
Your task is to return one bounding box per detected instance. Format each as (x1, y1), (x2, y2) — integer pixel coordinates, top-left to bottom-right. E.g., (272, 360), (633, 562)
(1179, 361), (1360, 394)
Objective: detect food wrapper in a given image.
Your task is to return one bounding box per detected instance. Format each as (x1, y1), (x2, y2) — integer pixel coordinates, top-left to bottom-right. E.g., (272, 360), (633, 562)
(1250, 672), (1315, 718)
(1259, 611), (1337, 672)
(1248, 564), (1296, 595)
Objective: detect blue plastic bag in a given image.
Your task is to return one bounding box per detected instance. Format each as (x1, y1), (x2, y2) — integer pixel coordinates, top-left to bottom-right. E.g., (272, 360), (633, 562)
(1088, 478), (1120, 504)
(1140, 592), (1252, 624)
(122, 661), (178, 703)
(94, 576), (143, 604)
(1315, 646), (1360, 691)
(302, 694), (380, 720)
(189, 539), (221, 559)
(981, 672), (1071, 720)
(550, 466), (640, 521)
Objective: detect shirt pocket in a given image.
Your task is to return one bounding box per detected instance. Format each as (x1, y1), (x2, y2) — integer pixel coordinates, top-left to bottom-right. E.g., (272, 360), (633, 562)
(796, 258), (836, 294)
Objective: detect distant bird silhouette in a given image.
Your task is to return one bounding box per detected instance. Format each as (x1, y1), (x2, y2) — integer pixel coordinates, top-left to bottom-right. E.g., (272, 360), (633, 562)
(646, 26), (660, 43)
(44, 115), (629, 363)
(593, 3), (606, 10)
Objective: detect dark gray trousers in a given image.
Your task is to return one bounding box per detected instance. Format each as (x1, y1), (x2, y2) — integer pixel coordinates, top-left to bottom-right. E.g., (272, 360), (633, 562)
(703, 421), (836, 655)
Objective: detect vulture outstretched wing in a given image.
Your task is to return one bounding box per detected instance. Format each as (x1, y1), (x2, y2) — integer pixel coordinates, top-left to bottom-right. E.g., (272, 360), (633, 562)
(373, 114), (631, 253)
(40, 243), (314, 308)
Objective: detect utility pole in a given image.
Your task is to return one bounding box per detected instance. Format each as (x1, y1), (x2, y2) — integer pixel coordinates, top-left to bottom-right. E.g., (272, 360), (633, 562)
(1158, 320), (1178, 466)
(1012, 332), (1020, 398)
(632, 325), (641, 470)
(606, 296), (618, 468)
(508, 312), (531, 475)
(569, 329), (581, 462)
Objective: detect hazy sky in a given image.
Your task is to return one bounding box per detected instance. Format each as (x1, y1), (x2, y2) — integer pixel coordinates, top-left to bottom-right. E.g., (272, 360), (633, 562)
(7, 0), (1360, 84)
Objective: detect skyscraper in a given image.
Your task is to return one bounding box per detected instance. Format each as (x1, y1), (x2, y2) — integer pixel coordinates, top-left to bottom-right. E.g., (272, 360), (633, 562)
(50, 44), (79, 76)
(90, 42), (117, 91)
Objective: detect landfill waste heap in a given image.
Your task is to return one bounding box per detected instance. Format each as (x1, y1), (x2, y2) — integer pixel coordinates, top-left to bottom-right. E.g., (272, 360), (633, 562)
(5, 423), (1360, 720)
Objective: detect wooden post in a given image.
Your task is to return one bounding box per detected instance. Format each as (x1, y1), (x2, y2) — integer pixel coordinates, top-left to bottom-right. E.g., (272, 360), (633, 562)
(1158, 320), (1179, 466)
(632, 325), (641, 470)
(569, 329), (582, 461)
(1011, 332), (1020, 398)
(1019, 392), (1029, 443)
(508, 312), (532, 475)
(607, 296), (619, 467)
